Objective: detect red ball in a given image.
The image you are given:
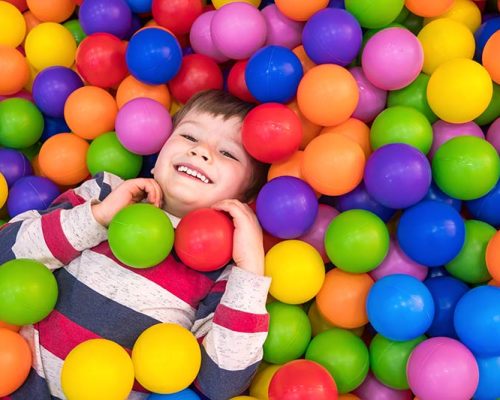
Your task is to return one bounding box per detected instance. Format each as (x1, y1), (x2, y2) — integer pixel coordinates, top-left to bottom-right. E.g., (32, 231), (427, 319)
(242, 103), (302, 163)
(174, 208), (234, 272)
(269, 360), (338, 400)
(152, 0), (203, 36)
(227, 60), (256, 103)
(168, 54), (223, 104)
(75, 33), (128, 89)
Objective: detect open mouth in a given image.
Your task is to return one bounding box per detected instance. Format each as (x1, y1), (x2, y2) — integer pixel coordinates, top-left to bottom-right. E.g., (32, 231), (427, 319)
(174, 164), (213, 184)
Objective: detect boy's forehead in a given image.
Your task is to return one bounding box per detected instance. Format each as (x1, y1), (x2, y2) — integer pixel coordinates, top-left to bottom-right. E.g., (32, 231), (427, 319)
(177, 110), (243, 141)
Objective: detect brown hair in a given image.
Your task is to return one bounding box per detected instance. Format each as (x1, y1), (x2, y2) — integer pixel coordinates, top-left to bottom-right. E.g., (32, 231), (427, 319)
(172, 90), (269, 203)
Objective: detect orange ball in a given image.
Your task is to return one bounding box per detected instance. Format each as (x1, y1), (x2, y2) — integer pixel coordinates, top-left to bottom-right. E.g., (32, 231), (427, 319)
(405, 0), (453, 17)
(0, 321), (21, 332)
(302, 133), (365, 196)
(287, 100), (322, 150)
(0, 329), (32, 397)
(320, 118), (371, 159)
(316, 268), (374, 329)
(489, 279), (500, 287)
(485, 230), (500, 282)
(23, 9), (41, 33)
(64, 86), (118, 140)
(275, 0), (329, 21)
(292, 45), (317, 75)
(268, 151), (304, 181)
(116, 75), (171, 109)
(483, 31), (500, 85)
(339, 395), (360, 400)
(38, 133), (90, 185)
(0, 46), (30, 96)
(27, 0), (75, 22)
(297, 64), (359, 126)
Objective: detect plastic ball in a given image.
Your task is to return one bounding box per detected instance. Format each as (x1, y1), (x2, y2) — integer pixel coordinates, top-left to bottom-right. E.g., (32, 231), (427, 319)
(61, 19), (84, 45)
(433, 136), (500, 200)
(297, 64), (359, 126)
(0, 329), (31, 397)
(429, 120), (484, 158)
(27, 0), (75, 22)
(126, 28), (182, 85)
(287, 100), (321, 149)
(40, 115), (70, 142)
(425, 182), (462, 211)
(424, 0), (481, 33)
(116, 76), (171, 110)
(61, 339), (135, 400)
(0, 258), (58, 325)
(115, 98), (173, 156)
(0, 98), (44, 149)
(7, 175), (60, 217)
(0, 46), (29, 96)
(79, 0), (131, 39)
(132, 323), (201, 393)
(108, 203), (174, 268)
(345, 0), (403, 29)
(274, 0), (329, 21)
(147, 389), (200, 399)
(268, 359), (338, 400)
(0, 174), (7, 209)
(308, 301), (336, 337)
(0, 149), (33, 187)
(475, 17), (500, 61)
(362, 27), (423, 91)
(213, 0), (261, 7)
(350, 67), (387, 124)
(292, 45), (317, 74)
(265, 240), (325, 304)
(353, 373), (413, 400)
(474, 356), (500, 400)
(321, 118), (371, 158)
(487, 116), (500, 153)
(189, 11), (228, 63)
(261, 4), (303, 49)
(407, 337), (479, 399)
(267, 151), (304, 181)
(152, 0), (203, 36)
(482, 31), (500, 85)
(264, 301), (312, 364)
(0, 1), (26, 47)
(227, 60), (255, 103)
(405, 0), (453, 17)
(249, 363), (281, 400)
(126, 0), (152, 13)
(467, 180), (500, 228)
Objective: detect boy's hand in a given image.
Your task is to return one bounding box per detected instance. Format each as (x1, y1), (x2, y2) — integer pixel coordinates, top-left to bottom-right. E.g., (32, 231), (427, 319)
(211, 199), (265, 276)
(92, 178), (163, 227)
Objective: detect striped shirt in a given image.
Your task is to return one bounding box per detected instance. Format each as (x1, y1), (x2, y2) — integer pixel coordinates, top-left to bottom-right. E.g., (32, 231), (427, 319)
(0, 172), (271, 400)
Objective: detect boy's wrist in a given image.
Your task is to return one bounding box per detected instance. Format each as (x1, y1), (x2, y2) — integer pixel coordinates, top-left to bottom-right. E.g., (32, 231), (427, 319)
(91, 203), (108, 227)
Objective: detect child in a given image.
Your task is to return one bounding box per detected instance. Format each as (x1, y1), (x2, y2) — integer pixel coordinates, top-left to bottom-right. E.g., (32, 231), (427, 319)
(0, 90), (272, 400)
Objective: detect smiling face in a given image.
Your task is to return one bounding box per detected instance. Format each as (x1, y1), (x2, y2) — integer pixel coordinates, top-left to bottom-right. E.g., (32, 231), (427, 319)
(154, 109), (255, 218)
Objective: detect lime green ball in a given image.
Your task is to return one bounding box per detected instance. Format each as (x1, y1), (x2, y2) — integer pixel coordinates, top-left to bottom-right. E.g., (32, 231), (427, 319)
(0, 98), (44, 149)
(432, 136), (500, 200)
(324, 210), (389, 273)
(108, 204), (174, 268)
(0, 259), (58, 325)
(370, 334), (426, 390)
(475, 83), (500, 126)
(305, 328), (369, 394)
(402, 11), (423, 35)
(394, 6), (409, 23)
(63, 19), (86, 45)
(20, 142), (42, 161)
(0, 219), (6, 227)
(446, 220), (495, 284)
(87, 132), (143, 180)
(370, 106), (433, 154)
(345, 0), (404, 29)
(263, 301), (312, 364)
(388, 74), (438, 123)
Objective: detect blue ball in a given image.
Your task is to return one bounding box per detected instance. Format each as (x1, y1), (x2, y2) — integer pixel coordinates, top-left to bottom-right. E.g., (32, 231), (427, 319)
(126, 0), (152, 13)
(328, 0), (345, 8)
(41, 117), (70, 143)
(424, 276), (469, 338)
(426, 266), (450, 279)
(126, 28), (183, 85)
(367, 274), (435, 341)
(454, 286), (500, 356)
(147, 389), (200, 400)
(475, 17), (500, 61)
(245, 45), (303, 103)
(397, 200), (466, 267)
(424, 183), (462, 211)
(474, 356), (500, 400)
(7, 176), (60, 218)
(466, 179), (500, 228)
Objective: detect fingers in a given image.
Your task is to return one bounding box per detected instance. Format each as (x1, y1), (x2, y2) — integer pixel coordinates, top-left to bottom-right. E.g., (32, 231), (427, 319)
(130, 178), (163, 208)
(212, 199), (259, 225)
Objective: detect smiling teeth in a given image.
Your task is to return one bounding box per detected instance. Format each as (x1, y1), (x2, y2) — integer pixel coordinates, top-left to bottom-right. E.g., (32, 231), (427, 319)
(177, 166), (210, 183)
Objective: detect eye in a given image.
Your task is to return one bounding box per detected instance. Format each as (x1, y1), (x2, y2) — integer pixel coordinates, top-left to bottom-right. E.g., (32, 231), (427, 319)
(221, 150), (238, 161)
(181, 134), (197, 142)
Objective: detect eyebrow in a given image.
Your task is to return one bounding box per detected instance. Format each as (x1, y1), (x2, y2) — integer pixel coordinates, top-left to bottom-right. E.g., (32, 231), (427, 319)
(177, 119), (243, 149)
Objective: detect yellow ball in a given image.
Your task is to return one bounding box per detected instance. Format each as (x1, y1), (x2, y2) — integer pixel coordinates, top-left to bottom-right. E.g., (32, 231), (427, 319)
(418, 18), (475, 75)
(250, 363), (281, 400)
(212, 0), (261, 8)
(132, 323), (201, 394)
(0, 1), (26, 47)
(424, 0), (481, 33)
(0, 173), (7, 209)
(61, 339), (135, 400)
(427, 58), (493, 123)
(265, 240), (325, 304)
(25, 22), (76, 71)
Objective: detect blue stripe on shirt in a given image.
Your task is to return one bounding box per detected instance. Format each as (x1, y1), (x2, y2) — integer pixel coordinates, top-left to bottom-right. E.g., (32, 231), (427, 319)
(10, 368), (61, 400)
(0, 221), (22, 264)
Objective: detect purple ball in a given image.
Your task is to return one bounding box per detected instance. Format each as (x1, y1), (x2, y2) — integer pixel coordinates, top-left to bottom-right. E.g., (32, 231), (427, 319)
(486, 117), (500, 154)
(190, 11), (229, 63)
(256, 176), (318, 239)
(7, 176), (60, 218)
(0, 149), (33, 188)
(32, 67), (84, 118)
(302, 8), (362, 66)
(364, 143), (432, 209)
(350, 66), (387, 123)
(79, 0), (132, 39)
(430, 120), (484, 158)
(262, 4), (304, 49)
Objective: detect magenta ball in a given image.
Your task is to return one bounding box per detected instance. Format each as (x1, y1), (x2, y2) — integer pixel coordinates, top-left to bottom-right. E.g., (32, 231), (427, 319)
(353, 373), (413, 400)
(362, 27), (423, 90)
(261, 4), (303, 49)
(487, 117), (500, 154)
(189, 11), (229, 63)
(115, 98), (172, 155)
(0, 89), (33, 102)
(430, 120), (484, 158)
(350, 66), (387, 123)
(407, 337), (479, 400)
(211, 2), (267, 60)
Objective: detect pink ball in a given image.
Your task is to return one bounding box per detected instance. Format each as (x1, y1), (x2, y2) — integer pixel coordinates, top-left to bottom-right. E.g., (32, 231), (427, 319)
(261, 4), (303, 49)
(487, 117), (500, 154)
(407, 337), (479, 400)
(369, 239), (427, 281)
(0, 89), (33, 102)
(115, 98), (172, 156)
(189, 11), (229, 63)
(430, 120), (484, 158)
(362, 27), (423, 90)
(298, 204), (339, 262)
(353, 373), (413, 400)
(211, 2), (267, 60)
(350, 66), (387, 123)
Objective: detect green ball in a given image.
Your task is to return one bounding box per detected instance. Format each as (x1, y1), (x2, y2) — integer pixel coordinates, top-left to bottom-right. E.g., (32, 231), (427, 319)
(263, 301), (312, 364)
(475, 83), (500, 126)
(0, 259), (58, 325)
(446, 220), (495, 284)
(388, 74), (438, 123)
(0, 98), (44, 149)
(63, 19), (87, 45)
(370, 106), (433, 154)
(87, 132), (143, 180)
(108, 204), (175, 268)
(432, 136), (500, 200)
(402, 11), (423, 35)
(0, 219), (6, 227)
(345, 0), (404, 29)
(305, 328), (369, 394)
(324, 210), (389, 273)
(20, 142), (42, 161)
(369, 334), (426, 390)
(394, 6), (409, 23)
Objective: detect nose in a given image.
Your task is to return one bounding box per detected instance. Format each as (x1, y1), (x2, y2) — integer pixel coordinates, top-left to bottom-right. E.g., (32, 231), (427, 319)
(189, 145), (211, 162)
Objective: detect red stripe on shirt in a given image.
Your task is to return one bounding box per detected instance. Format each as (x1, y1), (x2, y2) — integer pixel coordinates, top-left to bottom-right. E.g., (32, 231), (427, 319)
(52, 190), (86, 207)
(41, 210), (79, 265)
(211, 280), (227, 294)
(213, 304), (269, 333)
